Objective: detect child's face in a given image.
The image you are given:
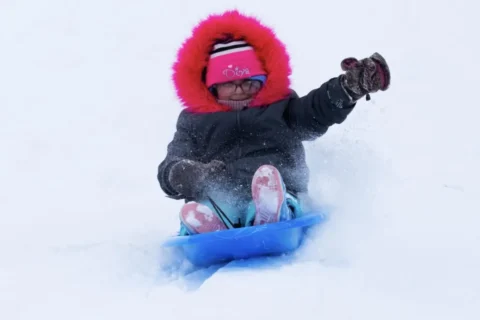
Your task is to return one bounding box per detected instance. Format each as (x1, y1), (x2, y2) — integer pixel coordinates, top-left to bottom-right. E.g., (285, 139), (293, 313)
(215, 79), (263, 100)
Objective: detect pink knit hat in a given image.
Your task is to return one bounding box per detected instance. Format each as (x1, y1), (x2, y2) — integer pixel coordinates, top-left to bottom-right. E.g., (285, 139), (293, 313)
(205, 40), (267, 87)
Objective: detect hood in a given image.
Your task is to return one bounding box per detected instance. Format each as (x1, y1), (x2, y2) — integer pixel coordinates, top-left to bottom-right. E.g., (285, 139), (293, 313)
(172, 10), (292, 113)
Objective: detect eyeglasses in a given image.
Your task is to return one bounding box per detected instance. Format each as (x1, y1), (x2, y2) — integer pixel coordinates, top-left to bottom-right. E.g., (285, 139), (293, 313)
(215, 79), (263, 94)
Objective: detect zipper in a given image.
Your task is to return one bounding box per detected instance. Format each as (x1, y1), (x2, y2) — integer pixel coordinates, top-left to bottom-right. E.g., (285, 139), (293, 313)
(236, 111), (242, 158)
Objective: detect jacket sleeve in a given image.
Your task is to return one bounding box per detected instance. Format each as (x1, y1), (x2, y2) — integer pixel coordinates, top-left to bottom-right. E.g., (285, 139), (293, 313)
(157, 111), (198, 199)
(285, 76), (356, 141)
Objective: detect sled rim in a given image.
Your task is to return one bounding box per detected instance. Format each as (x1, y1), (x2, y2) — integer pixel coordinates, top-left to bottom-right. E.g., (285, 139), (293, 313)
(162, 211), (327, 247)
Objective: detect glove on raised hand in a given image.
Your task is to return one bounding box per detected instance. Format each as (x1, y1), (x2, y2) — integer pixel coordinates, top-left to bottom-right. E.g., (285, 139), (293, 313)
(340, 52), (391, 101)
(167, 159), (226, 199)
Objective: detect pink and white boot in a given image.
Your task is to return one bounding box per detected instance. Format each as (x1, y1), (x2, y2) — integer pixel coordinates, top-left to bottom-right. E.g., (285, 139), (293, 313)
(179, 202), (227, 234)
(252, 165), (292, 226)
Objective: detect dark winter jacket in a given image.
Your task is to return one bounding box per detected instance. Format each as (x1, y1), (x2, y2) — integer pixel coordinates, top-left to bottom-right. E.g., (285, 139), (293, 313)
(157, 10), (357, 202)
(158, 77), (355, 200)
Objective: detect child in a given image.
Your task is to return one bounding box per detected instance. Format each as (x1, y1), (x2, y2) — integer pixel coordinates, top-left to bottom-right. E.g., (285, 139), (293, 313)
(157, 10), (390, 235)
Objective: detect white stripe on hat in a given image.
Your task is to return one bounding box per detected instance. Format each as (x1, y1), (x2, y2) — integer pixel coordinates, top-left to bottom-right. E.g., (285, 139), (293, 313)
(210, 46), (253, 59)
(212, 40), (248, 50)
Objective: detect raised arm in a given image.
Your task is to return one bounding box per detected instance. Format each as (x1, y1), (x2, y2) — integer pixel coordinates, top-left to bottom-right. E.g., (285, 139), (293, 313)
(286, 52), (390, 141)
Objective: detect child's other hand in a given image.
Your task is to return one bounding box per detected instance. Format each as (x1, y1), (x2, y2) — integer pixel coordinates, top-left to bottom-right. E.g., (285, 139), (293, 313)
(168, 159), (226, 198)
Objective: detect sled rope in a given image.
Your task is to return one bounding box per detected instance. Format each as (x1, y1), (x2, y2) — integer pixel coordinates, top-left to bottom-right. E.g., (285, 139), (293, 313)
(207, 196), (235, 229)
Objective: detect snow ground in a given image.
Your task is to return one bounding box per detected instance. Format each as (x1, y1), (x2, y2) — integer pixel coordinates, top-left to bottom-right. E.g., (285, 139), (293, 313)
(1, 0), (479, 319)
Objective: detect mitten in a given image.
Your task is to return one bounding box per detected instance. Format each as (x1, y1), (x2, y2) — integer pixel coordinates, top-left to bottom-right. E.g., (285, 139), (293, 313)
(340, 52), (391, 101)
(168, 159), (226, 198)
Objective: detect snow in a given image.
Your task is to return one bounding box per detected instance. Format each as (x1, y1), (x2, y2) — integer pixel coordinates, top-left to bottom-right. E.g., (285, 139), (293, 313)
(1, 0), (480, 319)
(196, 203), (215, 221)
(185, 211), (203, 228)
(184, 204), (215, 227)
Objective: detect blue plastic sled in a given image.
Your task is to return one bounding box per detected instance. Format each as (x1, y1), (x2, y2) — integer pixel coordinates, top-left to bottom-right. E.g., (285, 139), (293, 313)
(162, 211), (327, 267)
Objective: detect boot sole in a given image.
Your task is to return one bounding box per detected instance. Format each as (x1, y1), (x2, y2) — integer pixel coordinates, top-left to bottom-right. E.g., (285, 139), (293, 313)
(252, 165), (285, 225)
(179, 202), (227, 234)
